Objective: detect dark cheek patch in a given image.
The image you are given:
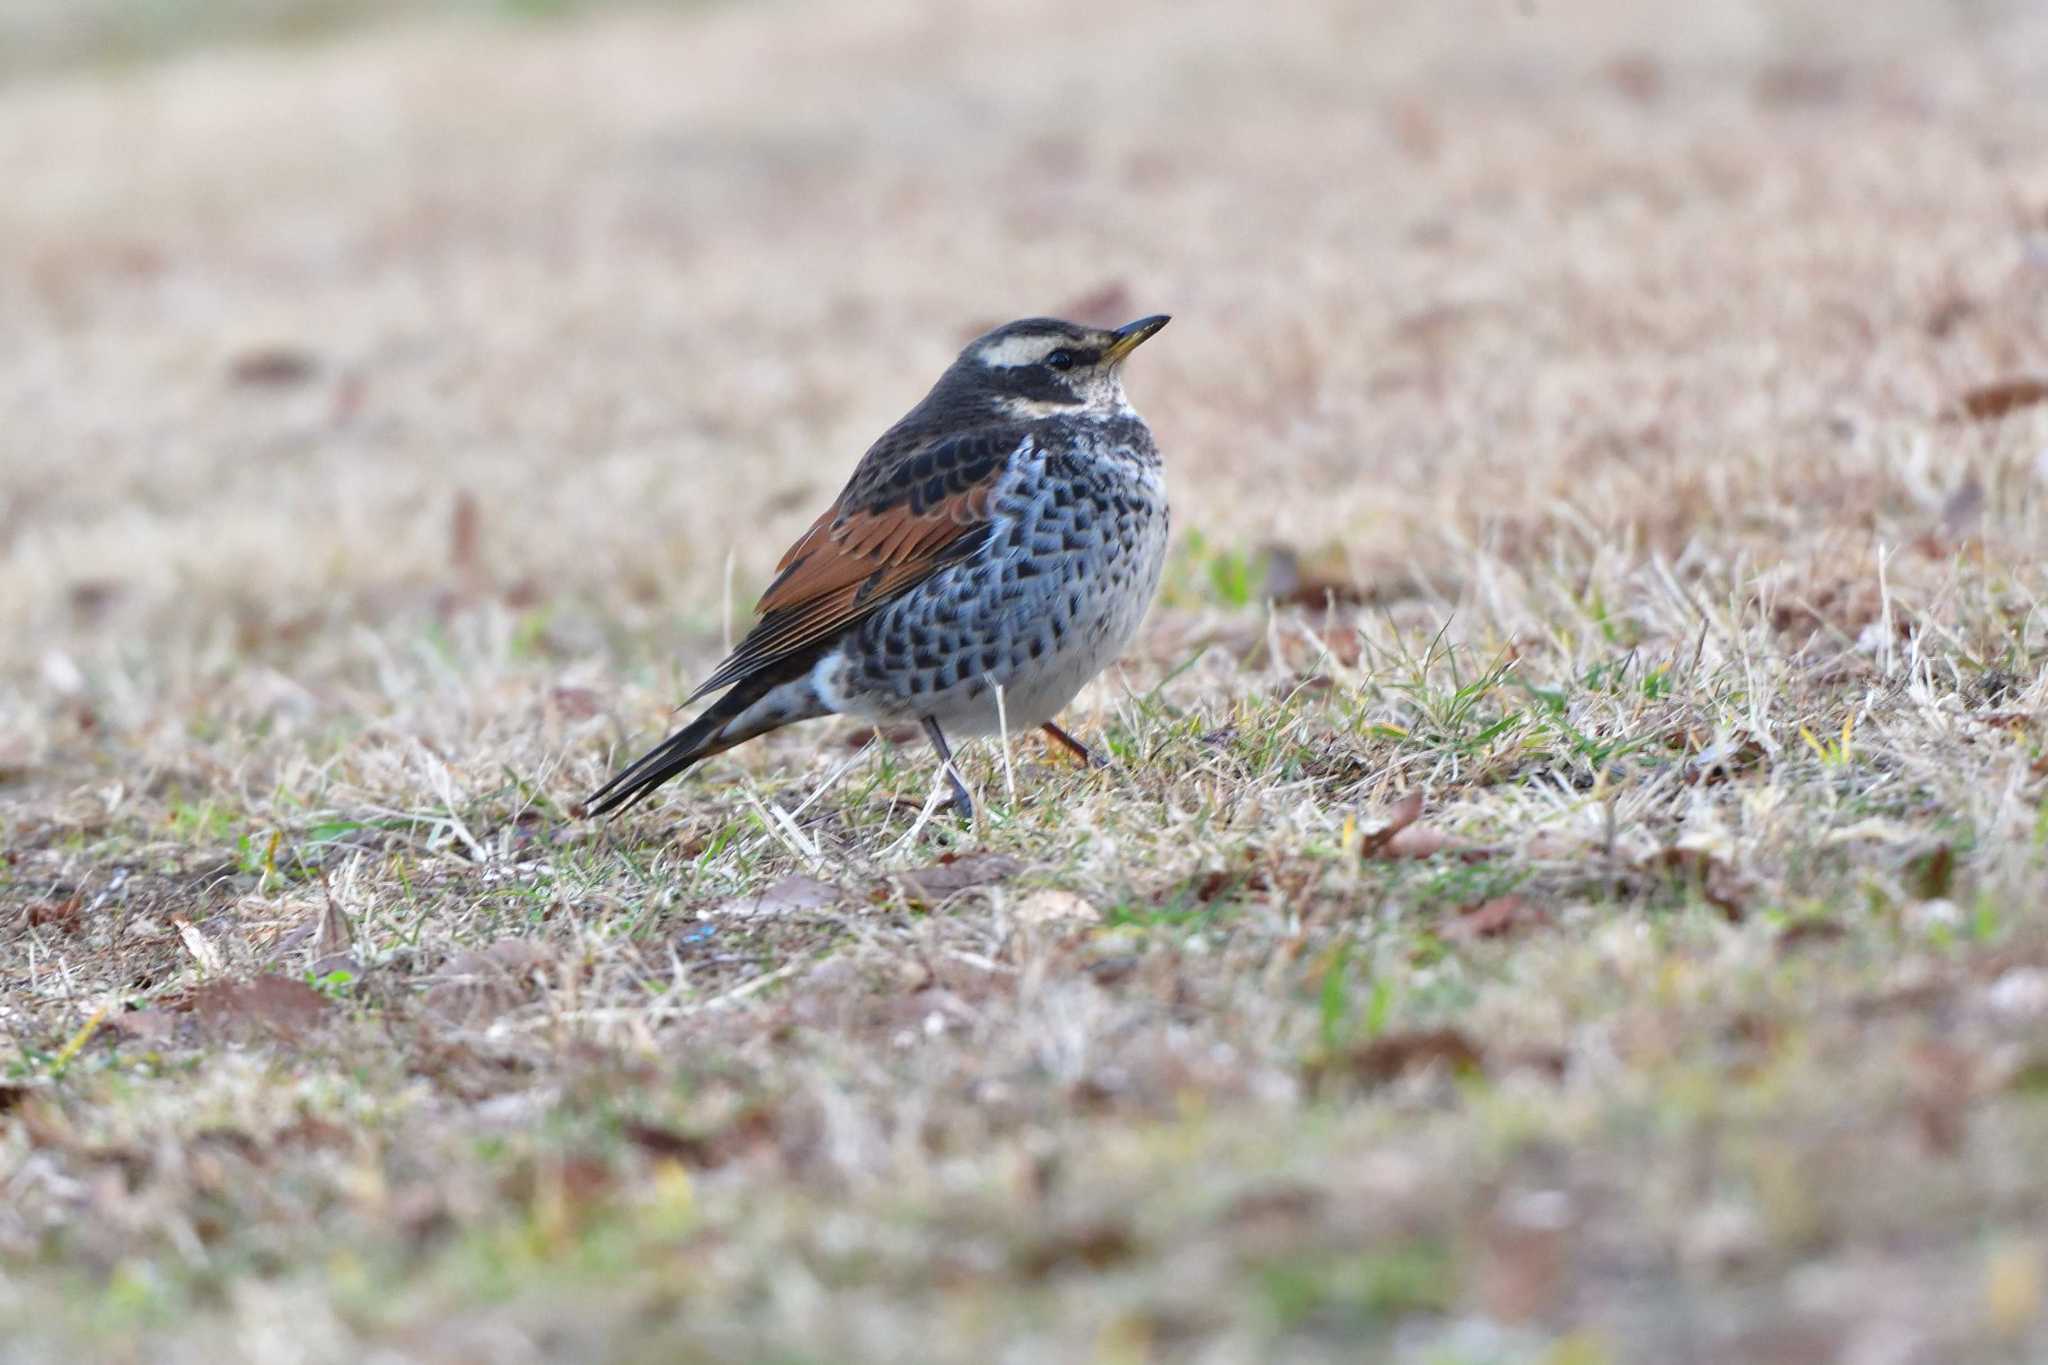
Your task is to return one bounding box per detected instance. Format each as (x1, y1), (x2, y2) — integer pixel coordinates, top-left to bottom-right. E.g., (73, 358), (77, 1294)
(995, 367), (1080, 404)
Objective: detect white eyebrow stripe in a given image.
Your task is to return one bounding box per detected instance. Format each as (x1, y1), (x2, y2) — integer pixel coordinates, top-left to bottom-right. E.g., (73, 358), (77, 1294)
(976, 333), (1066, 367)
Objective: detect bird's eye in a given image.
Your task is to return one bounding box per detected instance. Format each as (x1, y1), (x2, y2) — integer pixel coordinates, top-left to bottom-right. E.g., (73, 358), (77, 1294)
(1045, 349), (1074, 372)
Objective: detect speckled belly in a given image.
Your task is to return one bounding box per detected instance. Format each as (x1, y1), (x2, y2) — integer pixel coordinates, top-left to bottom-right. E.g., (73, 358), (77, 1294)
(826, 445), (1168, 734)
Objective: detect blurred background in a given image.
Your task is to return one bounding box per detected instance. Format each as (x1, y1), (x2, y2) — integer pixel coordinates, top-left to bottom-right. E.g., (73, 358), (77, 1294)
(11, 8), (2048, 1359)
(3, 0), (2047, 720)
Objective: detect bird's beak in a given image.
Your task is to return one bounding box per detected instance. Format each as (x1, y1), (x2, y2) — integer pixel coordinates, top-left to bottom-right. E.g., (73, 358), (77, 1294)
(1102, 314), (1171, 364)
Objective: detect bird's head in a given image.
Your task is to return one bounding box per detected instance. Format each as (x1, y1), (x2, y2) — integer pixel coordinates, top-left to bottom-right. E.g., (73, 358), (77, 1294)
(947, 314), (1170, 419)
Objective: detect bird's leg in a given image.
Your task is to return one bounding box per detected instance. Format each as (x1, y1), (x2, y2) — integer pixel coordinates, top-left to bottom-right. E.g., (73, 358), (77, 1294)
(921, 717), (975, 821)
(1041, 721), (1105, 768)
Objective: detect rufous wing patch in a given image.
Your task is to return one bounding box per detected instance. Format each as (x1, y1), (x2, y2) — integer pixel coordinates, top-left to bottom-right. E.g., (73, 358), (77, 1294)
(688, 482), (997, 702)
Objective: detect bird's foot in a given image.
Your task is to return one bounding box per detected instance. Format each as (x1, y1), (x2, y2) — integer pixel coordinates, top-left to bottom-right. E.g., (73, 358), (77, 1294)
(943, 770), (976, 823)
(1041, 721), (1110, 769)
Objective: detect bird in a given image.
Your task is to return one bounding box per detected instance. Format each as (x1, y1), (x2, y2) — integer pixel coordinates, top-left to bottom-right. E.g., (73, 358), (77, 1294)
(584, 312), (1173, 823)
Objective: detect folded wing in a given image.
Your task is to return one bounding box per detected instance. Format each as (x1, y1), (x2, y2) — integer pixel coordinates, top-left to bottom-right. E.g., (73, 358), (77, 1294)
(688, 424), (1028, 701)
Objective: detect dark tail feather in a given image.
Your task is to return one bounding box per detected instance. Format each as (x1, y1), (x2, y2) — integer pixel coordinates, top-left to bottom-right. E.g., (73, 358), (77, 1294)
(584, 677), (777, 820)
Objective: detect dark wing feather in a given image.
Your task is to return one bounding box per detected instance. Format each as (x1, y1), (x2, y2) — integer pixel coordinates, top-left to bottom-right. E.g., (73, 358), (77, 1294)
(687, 422), (1026, 702)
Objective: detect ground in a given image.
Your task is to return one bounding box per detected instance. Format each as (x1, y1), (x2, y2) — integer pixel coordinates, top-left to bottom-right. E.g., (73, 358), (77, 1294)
(6, 0), (2048, 1361)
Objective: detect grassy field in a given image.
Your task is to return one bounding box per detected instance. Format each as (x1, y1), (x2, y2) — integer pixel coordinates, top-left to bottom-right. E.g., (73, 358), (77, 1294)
(7, 0), (2048, 1360)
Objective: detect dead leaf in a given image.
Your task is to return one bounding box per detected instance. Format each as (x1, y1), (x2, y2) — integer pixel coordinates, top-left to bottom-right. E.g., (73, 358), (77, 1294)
(1910, 844), (1956, 901)
(1380, 824), (1457, 859)
(1476, 1192), (1572, 1321)
(1357, 793), (1424, 857)
(423, 939), (553, 1024)
(1446, 895), (1541, 941)
(1684, 732), (1767, 785)
(1084, 954), (1140, 985)
(1013, 889), (1099, 927)
(1939, 476), (1986, 543)
(1013, 1219), (1138, 1279)
(1221, 1184), (1321, 1255)
(549, 687), (601, 719)
(720, 875), (841, 918)
(1776, 919), (1848, 953)
(189, 975), (331, 1042)
(107, 1009), (178, 1044)
(1753, 61), (1846, 108)
(450, 491), (480, 575)
(1603, 51), (1663, 103)
(24, 896), (82, 931)
(228, 344), (318, 387)
(888, 854), (1021, 904)
(1385, 98), (1441, 161)
(622, 1108), (777, 1169)
(1950, 378), (2048, 423)
(313, 879), (353, 961)
(275, 1113), (354, 1152)
(330, 370), (366, 424)
(1907, 1040), (1977, 1156)
(1925, 293), (1974, 338)
(172, 915), (225, 975)
(1645, 847), (1751, 919)
(1310, 1028), (1485, 1088)
(1257, 544), (1372, 611)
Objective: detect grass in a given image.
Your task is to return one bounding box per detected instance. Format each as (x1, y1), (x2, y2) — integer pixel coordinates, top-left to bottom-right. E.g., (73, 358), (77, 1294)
(7, 0), (2048, 1360)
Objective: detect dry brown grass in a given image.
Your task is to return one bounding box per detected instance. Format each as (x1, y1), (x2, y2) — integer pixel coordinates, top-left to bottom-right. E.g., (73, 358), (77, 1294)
(8, 1), (2048, 1361)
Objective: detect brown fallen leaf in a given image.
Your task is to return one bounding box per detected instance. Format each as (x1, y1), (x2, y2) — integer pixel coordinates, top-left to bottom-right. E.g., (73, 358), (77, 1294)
(313, 878), (353, 961)
(549, 687), (601, 720)
(1924, 293), (1974, 338)
(1776, 918), (1848, 953)
(1221, 1184), (1322, 1256)
(1084, 954), (1140, 985)
(24, 896), (82, 931)
(1603, 51), (1663, 104)
(275, 1113), (354, 1152)
(1309, 1027), (1486, 1088)
(1475, 1193), (1573, 1322)
(1012, 1219), (1138, 1279)
(1753, 61), (1846, 108)
(450, 490), (480, 576)
(228, 344), (318, 388)
(423, 939), (553, 1024)
(1949, 377), (2048, 423)
(1381, 824), (1468, 860)
(189, 975), (332, 1042)
(719, 875), (841, 918)
(887, 853), (1022, 904)
(1683, 732), (1767, 785)
(1907, 1039), (1977, 1157)
(330, 370), (366, 425)
(622, 1108), (777, 1169)
(1910, 843), (1956, 901)
(1645, 847), (1751, 920)
(1357, 793), (1424, 857)
(1446, 895), (1542, 941)
(1939, 476), (1985, 544)
(107, 1009), (178, 1045)
(1255, 544), (1371, 610)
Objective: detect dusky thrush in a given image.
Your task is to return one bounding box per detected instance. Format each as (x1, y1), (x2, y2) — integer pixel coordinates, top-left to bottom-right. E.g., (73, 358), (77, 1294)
(585, 313), (1171, 821)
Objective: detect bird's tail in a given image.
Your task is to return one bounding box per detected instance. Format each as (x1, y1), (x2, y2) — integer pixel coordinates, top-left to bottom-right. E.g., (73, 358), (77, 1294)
(583, 669), (826, 820)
